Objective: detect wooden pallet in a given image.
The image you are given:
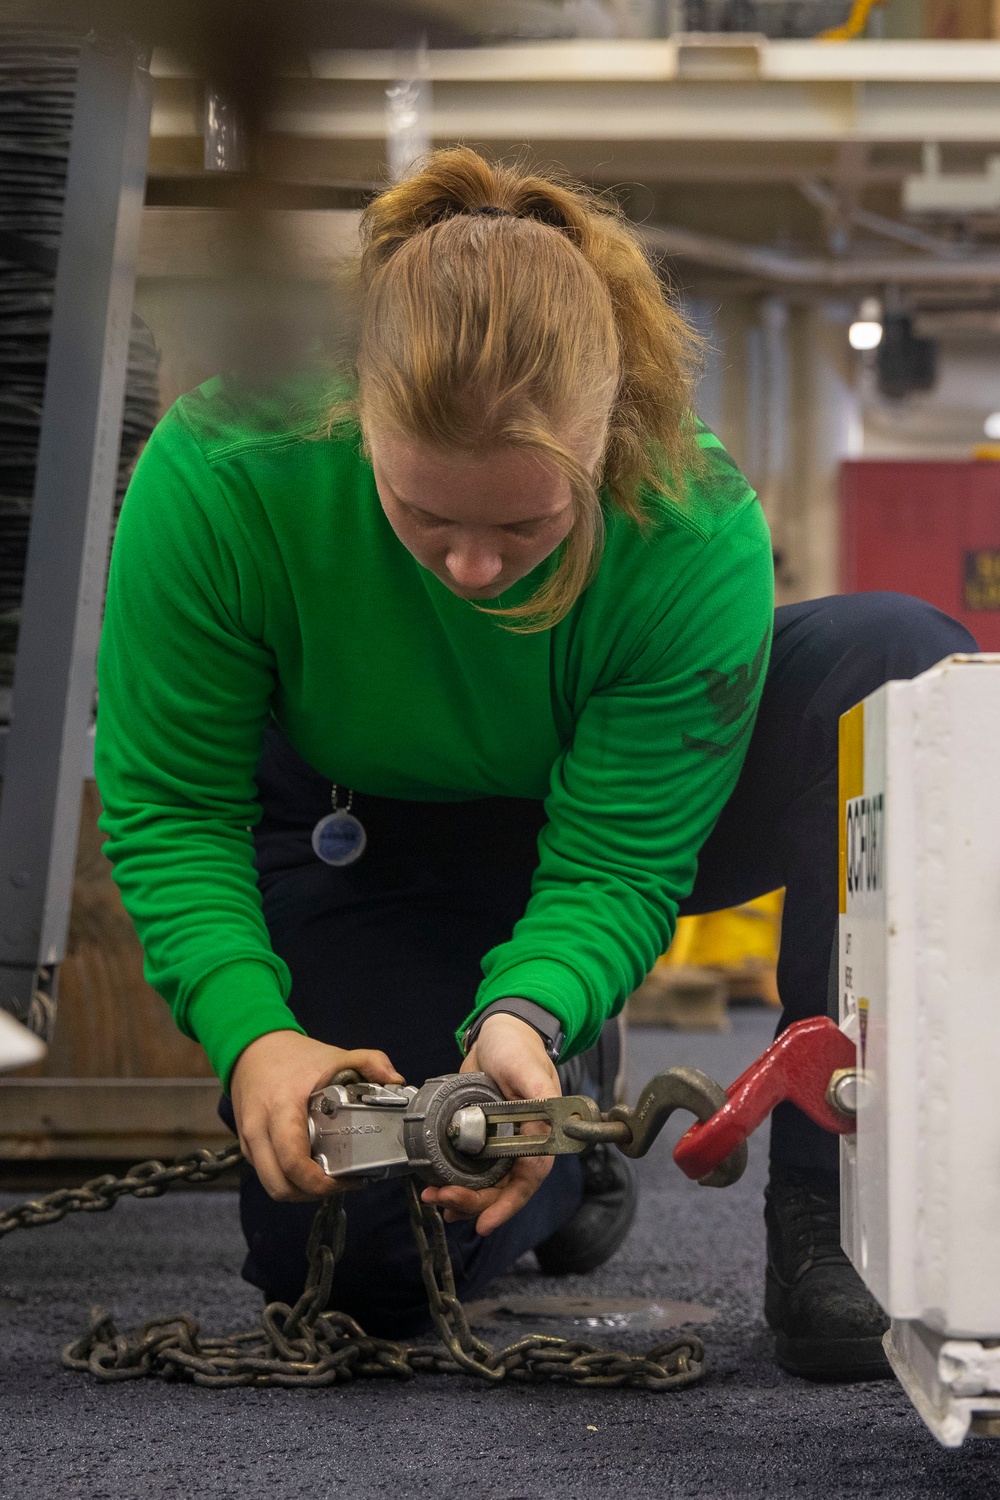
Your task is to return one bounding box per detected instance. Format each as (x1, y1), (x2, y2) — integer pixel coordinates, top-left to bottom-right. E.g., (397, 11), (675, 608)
(0, 1077), (230, 1160)
(1, 784), (220, 1162)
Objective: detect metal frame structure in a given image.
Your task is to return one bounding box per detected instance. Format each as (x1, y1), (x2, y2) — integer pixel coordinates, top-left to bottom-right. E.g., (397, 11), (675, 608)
(151, 38), (1000, 149)
(0, 34), (152, 1030)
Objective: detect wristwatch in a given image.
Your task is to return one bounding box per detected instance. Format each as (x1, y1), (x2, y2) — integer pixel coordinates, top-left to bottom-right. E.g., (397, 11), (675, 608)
(461, 998), (565, 1063)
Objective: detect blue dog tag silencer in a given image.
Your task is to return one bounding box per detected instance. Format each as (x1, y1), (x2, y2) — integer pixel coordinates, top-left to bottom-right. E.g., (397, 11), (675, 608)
(311, 809), (367, 867)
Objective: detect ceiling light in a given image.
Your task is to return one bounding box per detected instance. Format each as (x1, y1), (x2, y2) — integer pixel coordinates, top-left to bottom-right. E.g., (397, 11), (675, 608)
(849, 320), (884, 351)
(849, 297), (884, 351)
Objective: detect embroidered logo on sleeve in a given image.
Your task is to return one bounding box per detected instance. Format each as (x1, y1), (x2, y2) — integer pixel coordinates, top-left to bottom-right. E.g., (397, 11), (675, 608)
(681, 628), (769, 760)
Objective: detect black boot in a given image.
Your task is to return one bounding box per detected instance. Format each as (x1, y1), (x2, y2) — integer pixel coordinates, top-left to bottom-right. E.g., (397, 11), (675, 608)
(534, 1142), (637, 1275)
(534, 1015), (636, 1275)
(765, 1164), (892, 1381)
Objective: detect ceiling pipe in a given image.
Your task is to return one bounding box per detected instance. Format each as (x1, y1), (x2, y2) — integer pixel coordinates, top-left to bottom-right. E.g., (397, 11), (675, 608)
(640, 222), (1000, 286)
(798, 179), (967, 261)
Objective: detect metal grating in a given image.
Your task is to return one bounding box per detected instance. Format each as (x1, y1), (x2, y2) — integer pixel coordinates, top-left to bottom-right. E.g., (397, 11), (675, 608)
(0, 31), (159, 700)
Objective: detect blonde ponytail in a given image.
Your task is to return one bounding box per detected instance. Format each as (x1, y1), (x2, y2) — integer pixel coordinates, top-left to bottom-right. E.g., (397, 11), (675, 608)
(347, 148), (702, 630)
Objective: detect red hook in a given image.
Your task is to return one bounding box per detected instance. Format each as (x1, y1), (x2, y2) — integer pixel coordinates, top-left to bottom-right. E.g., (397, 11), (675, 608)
(672, 1015), (856, 1183)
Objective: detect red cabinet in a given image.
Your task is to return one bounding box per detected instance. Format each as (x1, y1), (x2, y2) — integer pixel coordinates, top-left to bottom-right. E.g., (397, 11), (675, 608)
(840, 460), (1000, 650)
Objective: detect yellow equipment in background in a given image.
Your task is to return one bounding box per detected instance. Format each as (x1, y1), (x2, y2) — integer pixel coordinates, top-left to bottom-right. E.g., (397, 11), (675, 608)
(663, 889), (783, 1000)
(820, 0), (886, 40)
(627, 890), (783, 1030)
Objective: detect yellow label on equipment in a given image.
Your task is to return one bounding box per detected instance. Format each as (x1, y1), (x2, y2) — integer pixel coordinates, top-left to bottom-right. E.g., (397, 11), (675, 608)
(964, 550), (1000, 611)
(839, 701), (864, 913)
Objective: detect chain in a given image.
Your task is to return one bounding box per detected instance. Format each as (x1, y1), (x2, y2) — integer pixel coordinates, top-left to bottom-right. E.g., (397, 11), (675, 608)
(0, 1144), (244, 1235)
(0, 1148), (705, 1392)
(404, 1178), (703, 1390)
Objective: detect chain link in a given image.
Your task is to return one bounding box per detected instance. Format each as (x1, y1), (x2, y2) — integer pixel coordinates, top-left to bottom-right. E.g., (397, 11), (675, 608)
(0, 1145), (244, 1235)
(0, 1148), (705, 1392)
(404, 1177), (703, 1390)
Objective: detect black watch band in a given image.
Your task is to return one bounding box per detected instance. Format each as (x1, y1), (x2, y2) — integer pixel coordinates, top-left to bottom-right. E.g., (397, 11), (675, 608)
(461, 998), (565, 1062)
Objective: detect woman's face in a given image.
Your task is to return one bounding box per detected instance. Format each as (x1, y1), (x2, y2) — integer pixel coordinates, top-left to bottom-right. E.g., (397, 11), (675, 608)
(370, 429), (580, 600)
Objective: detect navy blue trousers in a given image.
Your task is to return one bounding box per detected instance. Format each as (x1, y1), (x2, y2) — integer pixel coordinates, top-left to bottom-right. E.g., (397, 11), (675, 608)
(228, 592), (975, 1334)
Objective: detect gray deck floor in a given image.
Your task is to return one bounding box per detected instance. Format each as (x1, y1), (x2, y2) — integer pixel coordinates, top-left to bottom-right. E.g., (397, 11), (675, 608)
(2, 1011), (999, 1500)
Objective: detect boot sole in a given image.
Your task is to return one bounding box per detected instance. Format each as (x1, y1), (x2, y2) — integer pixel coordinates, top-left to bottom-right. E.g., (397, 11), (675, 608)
(774, 1329), (894, 1383)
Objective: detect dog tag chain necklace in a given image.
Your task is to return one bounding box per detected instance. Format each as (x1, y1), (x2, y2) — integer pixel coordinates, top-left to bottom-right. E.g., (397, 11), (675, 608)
(311, 785), (367, 866)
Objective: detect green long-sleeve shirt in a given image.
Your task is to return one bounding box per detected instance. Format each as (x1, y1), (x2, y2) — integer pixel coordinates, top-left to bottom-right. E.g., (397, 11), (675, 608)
(95, 376), (773, 1087)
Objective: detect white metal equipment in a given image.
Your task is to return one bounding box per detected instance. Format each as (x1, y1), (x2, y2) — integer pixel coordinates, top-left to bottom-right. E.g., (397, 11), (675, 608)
(0, 1009), (45, 1073)
(839, 654), (1000, 1447)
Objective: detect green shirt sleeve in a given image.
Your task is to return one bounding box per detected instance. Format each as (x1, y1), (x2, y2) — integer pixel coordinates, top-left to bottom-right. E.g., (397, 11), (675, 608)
(463, 495), (774, 1058)
(95, 414), (303, 1088)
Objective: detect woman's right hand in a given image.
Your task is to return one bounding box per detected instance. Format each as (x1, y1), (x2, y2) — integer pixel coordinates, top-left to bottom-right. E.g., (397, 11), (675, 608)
(229, 1030), (404, 1201)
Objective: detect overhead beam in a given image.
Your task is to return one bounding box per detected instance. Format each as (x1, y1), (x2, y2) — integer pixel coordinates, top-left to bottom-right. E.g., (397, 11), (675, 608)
(150, 40), (1000, 148)
(152, 40), (1000, 85)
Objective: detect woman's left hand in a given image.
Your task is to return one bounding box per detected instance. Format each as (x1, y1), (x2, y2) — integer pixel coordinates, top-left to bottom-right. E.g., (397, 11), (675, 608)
(420, 1012), (560, 1236)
